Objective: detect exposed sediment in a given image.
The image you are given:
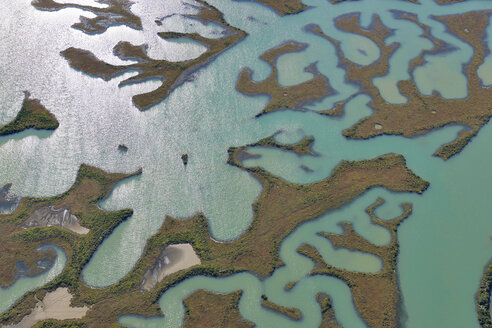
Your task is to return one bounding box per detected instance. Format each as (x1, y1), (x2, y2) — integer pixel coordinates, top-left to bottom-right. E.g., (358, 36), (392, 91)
(24, 206), (89, 235)
(298, 197), (412, 328)
(140, 243), (201, 291)
(0, 92), (58, 137)
(31, 0), (142, 34)
(59, 0), (247, 110)
(236, 41), (335, 117)
(308, 11), (492, 160)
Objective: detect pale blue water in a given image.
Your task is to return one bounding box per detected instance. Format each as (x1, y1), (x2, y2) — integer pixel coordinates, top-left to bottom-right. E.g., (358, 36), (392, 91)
(0, 0), (491, 327)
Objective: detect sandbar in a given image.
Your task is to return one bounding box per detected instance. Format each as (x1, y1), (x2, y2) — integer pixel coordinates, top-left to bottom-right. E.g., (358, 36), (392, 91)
(6, 288), (88, 328)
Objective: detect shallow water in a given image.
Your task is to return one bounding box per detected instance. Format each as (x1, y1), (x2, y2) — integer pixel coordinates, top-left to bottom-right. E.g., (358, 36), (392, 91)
(0, 245), (66, 314)
(0, 0), (492, 327)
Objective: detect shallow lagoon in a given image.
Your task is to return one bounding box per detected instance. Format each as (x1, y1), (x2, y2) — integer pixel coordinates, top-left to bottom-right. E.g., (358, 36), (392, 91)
(0, 0), (491, 327)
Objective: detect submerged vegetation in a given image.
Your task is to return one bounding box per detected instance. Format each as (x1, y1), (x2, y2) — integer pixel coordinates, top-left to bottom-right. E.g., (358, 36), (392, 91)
(0, 92), (58, 137)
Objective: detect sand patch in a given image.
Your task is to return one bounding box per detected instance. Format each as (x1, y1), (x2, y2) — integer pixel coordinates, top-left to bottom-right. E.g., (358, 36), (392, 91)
(24, 206), (89, 235)
(6, 288), (88, 328)
(140, 243), (201, 291)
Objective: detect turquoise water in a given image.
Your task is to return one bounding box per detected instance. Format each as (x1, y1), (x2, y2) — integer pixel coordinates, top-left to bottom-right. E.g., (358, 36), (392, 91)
(0, 0), (492, 327)
(0, 245), (66, 314)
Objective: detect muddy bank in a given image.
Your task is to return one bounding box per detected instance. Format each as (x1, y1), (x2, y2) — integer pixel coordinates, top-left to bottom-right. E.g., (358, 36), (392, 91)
(140, 243), (201, 291)
(24, 206), (89, 235)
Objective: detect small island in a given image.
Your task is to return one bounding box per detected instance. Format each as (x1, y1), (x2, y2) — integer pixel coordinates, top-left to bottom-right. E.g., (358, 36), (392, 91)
(477, 261), (492, 327)
(298, 198), (412, 328)
(0, 92), (58, 137)
(0, 184), (21, 214)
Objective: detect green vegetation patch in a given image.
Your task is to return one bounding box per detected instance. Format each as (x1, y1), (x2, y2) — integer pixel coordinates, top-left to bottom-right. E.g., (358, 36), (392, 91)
(0, 92), (58, 137)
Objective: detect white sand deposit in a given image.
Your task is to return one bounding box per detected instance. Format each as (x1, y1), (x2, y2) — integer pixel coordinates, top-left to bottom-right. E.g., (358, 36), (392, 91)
(6, 288), (88, 328)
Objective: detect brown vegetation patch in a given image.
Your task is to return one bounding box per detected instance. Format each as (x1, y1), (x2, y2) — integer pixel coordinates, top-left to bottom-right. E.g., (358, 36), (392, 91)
(309, 11), (492, 160)
(261, 294), (302, 320)
(0, 92), (58, 137)
(182, 290), (254, 328)
(284, 281), (296, 291)
(245, 0), (307, 16)
(298, 197), (412, 327)
(236, 41), (335, 117)
(330, 0), (419, 3)
(31, 0), (141, 34)
(0, 165), (141, 326)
